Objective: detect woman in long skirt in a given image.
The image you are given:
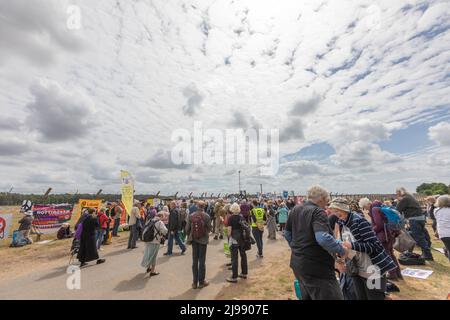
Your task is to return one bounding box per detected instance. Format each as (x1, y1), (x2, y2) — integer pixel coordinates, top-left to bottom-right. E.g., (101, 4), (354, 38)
(266, 201), (277, 240)
(141, 212), (168, 277)
(77, 208), (106, 267)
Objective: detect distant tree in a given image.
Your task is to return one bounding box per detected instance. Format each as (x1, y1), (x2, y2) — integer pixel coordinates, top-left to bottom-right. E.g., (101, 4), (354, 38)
(416, 182), (450, 195)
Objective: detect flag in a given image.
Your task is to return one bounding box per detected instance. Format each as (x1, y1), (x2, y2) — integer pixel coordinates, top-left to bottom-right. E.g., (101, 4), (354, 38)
(120, 170), (134, 215)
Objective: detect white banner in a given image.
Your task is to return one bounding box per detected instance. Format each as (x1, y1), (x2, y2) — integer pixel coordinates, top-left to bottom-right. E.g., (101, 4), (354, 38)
(0, 214), (13, 241)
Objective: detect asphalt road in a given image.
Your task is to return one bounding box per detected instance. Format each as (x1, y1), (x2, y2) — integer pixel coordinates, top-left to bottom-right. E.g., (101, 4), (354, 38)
(0, 233), (288, 300)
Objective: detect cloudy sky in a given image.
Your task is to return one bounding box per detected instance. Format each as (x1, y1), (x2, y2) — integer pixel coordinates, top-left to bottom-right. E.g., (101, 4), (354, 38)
(1, 0), (449, 195)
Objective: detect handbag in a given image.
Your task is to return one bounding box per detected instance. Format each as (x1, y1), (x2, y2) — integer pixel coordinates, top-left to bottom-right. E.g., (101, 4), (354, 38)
(394, 230), (416, 253)
(341, 225), (373, 278)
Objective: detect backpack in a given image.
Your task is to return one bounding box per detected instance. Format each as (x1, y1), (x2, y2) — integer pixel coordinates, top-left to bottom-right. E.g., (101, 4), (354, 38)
(399, 252), (425, 266)
(141, 219), (159, 242)
(239, 218), (252, 251)
(191, 213), (207, 240)
(380, 205), (405, 231)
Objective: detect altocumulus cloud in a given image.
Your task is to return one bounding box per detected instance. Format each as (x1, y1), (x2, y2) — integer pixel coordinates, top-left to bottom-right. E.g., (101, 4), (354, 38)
(26, 80), (95, 142)
(428, 122), (450, 147)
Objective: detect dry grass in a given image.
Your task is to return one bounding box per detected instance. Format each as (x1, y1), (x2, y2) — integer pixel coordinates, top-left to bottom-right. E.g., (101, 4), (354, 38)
(216, 222), (450, 300)
(0, 205), (129, 280)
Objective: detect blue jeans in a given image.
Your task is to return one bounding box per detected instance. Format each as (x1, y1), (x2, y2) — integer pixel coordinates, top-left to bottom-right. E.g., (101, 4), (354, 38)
(166, 230), (186, 254)
(96, 229), (105, 250)
(252, 228), (264, 256)
(409, 219), (432, 256)
(112, 218), (120, 236)
(192, 242), (207, 285)
(128, 224), (138, 249)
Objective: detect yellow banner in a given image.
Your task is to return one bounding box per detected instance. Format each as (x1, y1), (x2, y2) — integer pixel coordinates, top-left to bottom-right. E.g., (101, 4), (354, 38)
(121, 170), (134, 215)
(74, 199), (103, 221)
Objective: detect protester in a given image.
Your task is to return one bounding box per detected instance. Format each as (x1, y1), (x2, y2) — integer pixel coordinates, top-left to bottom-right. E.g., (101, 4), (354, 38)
(57, 223), (72, 240)
(329, 197), (397, 300)
(213, 199), (226, 240)
(369, 201), (403, 280)
(159, 205), (170, 231)
(226, 203), (248, 283)
(188, 199), (198, 214)
(186, 201), (211, 289)
(18, 210), (34, 244)
(141, 211), (168, 277)
(285, 186), (347, 300)
(396, 187), (433, 260)
(96, 208), (109, 251)
(164, 201), (186, 256)
(103, 202), (112, 244)
(277, 202), (288, 232)
(240, 199), (251, 223)
(250, 199), (266, 258)
(358, 198), (372, 222)
(434, 195), (450, 261)
(266, 200), (277, 240)
(128, 202), (141, 249)
(111, 203), (123, 237)
(425, 196), (438, 236)
(77, 208), (106, 267)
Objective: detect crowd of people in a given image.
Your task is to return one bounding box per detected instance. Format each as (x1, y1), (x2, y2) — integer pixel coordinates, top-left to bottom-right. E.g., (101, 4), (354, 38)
(12, 185), (449, 300)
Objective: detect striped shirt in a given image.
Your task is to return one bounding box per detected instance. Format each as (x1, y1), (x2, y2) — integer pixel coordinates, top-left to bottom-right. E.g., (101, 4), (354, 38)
(338, 211), (397, 276)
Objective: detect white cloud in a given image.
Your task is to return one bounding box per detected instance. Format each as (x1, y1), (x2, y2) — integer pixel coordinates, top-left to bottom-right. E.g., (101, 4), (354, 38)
(26, 80), (95, 142)
(0, 0), (449, 194)
(428, 121), (450, 147)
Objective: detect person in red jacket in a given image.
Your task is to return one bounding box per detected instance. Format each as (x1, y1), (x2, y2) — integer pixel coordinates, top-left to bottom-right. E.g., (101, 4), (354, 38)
(96, 208), (110, 251)
(369, 200), (403, 281)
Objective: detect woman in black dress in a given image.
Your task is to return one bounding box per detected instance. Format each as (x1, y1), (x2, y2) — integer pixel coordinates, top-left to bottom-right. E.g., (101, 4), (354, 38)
(77, 208), (106, 267)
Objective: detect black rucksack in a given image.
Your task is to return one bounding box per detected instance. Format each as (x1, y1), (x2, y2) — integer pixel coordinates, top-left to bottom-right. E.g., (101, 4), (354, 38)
(141, 219), (159, 242)
(399, 252), (425, 266)
(239, 218), (252, 251)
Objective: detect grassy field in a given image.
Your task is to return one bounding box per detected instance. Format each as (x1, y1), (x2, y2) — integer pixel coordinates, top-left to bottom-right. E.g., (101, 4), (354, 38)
(217, 222), (450, 300)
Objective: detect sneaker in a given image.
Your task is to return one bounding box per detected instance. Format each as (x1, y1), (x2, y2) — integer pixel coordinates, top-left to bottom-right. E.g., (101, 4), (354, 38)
(181, 248), (187, 255)
(163, 252), (172, 256)
(192, 283), (198, 289)
(80, 262), (87, 268)
(238, 274), (247, 279)
(226, 262), (232, 267)
(213, 236), (218, 240)
(226, 277), (238, 283)
(96, 259), (106, 265)
(227, 267), (232, 270)
(219, 235), (223, 240)
(256, 254), (263, 258)
(198, 281), (210, 289)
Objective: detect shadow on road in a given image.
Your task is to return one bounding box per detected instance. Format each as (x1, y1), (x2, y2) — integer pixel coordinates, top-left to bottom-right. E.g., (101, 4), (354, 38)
(114, 273), (150, 292)
(35, 266), (68, 281)
(104, 248), (131, 258)
(169, 288), (201, 300)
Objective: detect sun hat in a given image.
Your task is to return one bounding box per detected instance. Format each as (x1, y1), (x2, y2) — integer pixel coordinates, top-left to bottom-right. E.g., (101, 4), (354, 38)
(328, 197), (350, 213)
(230, 203), (241, 214)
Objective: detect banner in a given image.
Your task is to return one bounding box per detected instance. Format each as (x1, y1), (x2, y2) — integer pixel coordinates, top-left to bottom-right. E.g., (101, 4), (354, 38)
(146, 198), (161, 208)
(0, 214), (13, 241)
(32, 204), (74, 234)
(74, 199), (103, 221)
(121, 170), (134, 215)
